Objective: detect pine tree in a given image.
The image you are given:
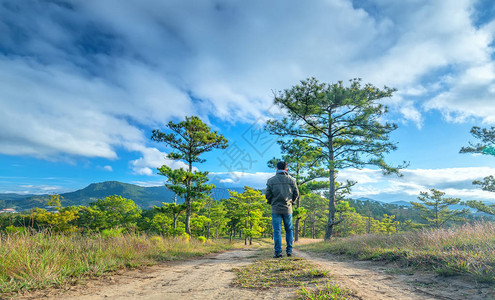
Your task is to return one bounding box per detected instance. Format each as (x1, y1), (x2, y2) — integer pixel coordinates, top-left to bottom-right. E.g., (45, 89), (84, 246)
(151, 116), (228, 235)
(266, 78), (405, 240)
(460, 126), (495, 215)
(411, 189), (468, 228)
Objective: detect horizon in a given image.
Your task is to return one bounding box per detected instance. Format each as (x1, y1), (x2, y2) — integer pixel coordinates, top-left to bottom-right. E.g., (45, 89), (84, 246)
(1, 0), (495, 204)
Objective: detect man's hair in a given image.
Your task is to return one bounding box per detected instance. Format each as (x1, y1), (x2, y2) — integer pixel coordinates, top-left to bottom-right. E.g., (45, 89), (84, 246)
(276, 161), (287, 170)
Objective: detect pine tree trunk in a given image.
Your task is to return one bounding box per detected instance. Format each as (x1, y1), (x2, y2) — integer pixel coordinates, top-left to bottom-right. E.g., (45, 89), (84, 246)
(185, 162), (193, 235)
(294, 197), (300, 242)
(206, 203), (211, 239)
(302, 219), (307, 237)
(324, 126), (336, 241)
(185, 197), (191, 235)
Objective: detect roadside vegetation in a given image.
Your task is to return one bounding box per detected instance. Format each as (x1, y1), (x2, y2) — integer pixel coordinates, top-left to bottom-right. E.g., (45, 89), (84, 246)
(0, 230), (240, 295)
(299, 222), (495, 283)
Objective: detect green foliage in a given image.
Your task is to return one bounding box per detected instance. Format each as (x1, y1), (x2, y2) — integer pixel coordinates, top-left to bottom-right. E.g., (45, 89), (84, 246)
(31, 206), (80, 232)
(461, 126), (495, 194)
(151, 116), (228, 165)
(4, 225), (26, 234)
(460, 126), (495, 155)
(151, 116), (228, 235)
(472, 175), (495, 193)
(464, 200), (495, 216)
(152, 202), (187, 236)
(209, 202), (229, 238)
(77, 195), (142, 231)
(378, 214), (399, 234)
(266, 77), (405, 239)
(47, 194), (62, 208)
(300, 194), (328, 239)
(226, 187), (267, 244)
(411, 189), (469, 228)
(333, 211), (367, 237)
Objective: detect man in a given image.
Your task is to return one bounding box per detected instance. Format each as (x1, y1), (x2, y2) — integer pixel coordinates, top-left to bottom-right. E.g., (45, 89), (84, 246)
(265, 161), (299, 258)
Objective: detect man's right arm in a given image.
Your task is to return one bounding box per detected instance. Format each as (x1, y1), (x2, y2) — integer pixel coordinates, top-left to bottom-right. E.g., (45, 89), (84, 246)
(265, 182), (273, 205)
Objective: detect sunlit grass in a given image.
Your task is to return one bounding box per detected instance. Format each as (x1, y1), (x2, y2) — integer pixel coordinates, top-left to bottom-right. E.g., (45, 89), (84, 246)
(299, 222), (495, 283)
(0, 230), (240, 295)
(233, 256), (329, 289)
(296, 283), (356, 300)
(233, 255), (356, 299)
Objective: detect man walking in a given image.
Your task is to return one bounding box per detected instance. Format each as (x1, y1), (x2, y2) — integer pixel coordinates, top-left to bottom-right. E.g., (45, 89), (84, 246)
(265, 161), (299, 258)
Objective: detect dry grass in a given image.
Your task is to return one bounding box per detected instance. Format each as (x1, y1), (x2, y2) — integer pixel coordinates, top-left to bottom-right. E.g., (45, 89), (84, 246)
(299, 222), (495, 283)
(0, 231), (239, 295)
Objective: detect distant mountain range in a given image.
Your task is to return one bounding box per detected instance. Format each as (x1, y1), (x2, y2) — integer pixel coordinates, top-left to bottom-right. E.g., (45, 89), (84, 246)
(0, 181), (245, 210)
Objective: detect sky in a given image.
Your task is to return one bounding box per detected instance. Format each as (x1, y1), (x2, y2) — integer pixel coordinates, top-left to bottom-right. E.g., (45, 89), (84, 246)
(1, 0), (495, 204)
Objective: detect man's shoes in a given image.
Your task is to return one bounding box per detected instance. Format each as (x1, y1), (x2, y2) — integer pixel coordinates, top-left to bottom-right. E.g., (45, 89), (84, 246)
(286, 253), (292, 257)
(273, 254), (282, 258)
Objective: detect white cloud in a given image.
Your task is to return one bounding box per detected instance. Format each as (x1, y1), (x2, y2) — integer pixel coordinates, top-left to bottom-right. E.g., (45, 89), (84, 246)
(219, 178), (235, 184)
(131, 180), (164, 187)
(103, 165), (113, 172)
(128, 146), (191, 176)
(210, 171), (273, 188)
(338, 167), (495, 202)
(1, 0), (495, 171)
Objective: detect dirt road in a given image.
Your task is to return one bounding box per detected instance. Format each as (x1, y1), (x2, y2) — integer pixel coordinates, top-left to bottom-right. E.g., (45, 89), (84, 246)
(15, 247), (495, 300)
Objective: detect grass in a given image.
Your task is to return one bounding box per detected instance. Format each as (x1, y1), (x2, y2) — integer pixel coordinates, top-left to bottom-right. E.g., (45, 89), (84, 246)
(232, 256), (329, 289)
(233, 254), (356, 299)
(299, 222), (495, 283)
(0, 230), (240, 296)
(297, 283), (356, 300)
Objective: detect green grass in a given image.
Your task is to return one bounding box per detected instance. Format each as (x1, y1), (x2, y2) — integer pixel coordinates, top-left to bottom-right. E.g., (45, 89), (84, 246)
(296, 283), (356, 300)
(233, 255), (356, 299)
(299, 222), (495, 283)
(0, 231), (240, 295)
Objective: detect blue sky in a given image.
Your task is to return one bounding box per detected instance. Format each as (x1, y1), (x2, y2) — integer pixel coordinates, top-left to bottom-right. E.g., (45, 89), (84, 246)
(1, 0), (495, 203)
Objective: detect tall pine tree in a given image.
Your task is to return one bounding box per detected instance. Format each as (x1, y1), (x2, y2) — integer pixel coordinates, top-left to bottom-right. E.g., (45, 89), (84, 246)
(266, 78), (405, 240)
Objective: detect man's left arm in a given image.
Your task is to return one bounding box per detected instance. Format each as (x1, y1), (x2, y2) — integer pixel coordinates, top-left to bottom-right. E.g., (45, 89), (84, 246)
(292, 179), (299, 204)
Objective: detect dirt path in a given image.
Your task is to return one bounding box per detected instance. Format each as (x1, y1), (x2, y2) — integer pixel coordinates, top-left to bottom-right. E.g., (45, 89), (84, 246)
(15, 247), (495, 300)
(295, 250), (494, 300)
(16, 249), (296, 300)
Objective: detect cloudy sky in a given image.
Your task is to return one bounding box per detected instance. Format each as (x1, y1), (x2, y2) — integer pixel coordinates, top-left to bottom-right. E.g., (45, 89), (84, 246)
(1, 0), (495, 203)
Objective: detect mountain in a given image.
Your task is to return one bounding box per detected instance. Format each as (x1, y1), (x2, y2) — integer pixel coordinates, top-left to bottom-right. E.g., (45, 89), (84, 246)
(390, 200), (413, 207)
(2, 181), (246, 210)
(0, 193), (35, 200)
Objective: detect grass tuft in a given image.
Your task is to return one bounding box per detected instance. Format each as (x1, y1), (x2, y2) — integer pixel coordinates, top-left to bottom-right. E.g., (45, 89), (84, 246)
(296, 283), (356, 300)
(232, 257), (330, 289)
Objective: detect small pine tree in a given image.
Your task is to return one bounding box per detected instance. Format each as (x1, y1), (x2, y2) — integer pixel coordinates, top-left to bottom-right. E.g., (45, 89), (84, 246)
(411, 189), (468, 228)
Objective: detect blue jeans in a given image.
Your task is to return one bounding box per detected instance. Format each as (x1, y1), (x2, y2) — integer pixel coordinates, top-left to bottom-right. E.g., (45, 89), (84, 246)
(272, 213), (293, 255)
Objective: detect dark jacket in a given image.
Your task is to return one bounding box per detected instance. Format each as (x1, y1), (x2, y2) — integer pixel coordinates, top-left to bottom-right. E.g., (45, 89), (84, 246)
(265, 171), (299, 214)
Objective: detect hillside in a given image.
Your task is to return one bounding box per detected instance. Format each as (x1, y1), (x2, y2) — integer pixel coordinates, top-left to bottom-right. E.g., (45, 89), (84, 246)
(0, 181), (246, 210)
